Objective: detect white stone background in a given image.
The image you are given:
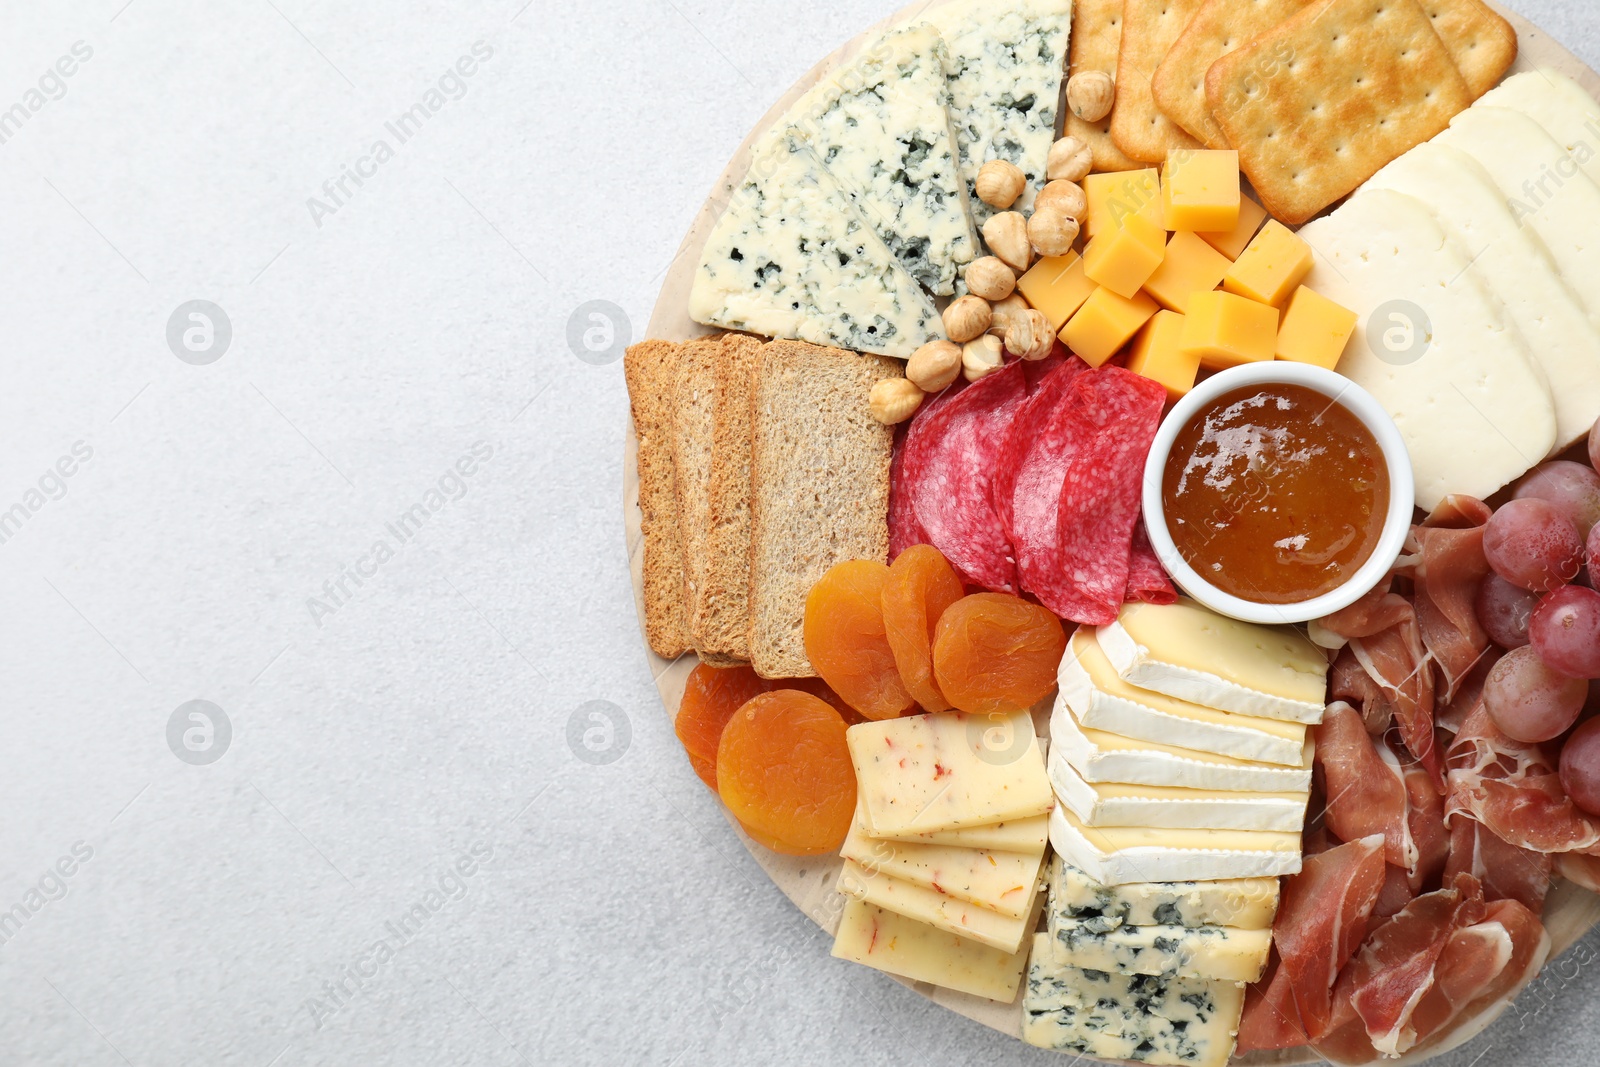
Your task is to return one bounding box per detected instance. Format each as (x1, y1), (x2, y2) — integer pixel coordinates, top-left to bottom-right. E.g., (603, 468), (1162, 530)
(1, 1), (1597, 1064)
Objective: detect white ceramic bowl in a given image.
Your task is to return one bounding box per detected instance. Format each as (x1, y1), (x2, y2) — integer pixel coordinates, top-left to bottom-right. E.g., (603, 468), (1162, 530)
(1141, 362), (1415, 625)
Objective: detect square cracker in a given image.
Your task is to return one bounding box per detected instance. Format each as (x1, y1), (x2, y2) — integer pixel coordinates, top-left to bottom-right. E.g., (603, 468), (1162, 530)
(1109, 0), (1206, 164)
(1419, 0), (1517, 99)
(1206, 0), (1471, 226)
(1153, 0), (1314, 149)
(624, 339), (691, 660)
(1068, 0), (1142, 172)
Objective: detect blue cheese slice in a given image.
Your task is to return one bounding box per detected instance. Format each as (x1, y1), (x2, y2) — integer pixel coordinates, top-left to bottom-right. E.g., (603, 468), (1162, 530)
(928, 0), (1073, 225)
(1050, 751), (1309, 832)
(832, 898), (1030, 1001)
(1022, 933), (1245, 1067)
(689, 128), (943, 358)
(1048, 858), (1280, 931)
(1047, 917), (1271, 983)
(1049, 805), (1302, 886)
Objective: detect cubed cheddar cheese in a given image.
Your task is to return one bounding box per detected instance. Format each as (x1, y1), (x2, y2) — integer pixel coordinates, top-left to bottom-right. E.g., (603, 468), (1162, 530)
(1142, 232), (1232, 313)
(1085, 168), (1163, 238)
(1223, 220), (1314, 307)
(1198, 193), (1268, 260)
(1061, 288), (1159, 368)
(1276, 285), (1359, 369)
(1017, 252), (1097, 331)
(1181, 291), (1279, 370)
(1127, 311), (1200, 400)
(1162, 149), (1241, 233)
(1084, 211), (1167, 299)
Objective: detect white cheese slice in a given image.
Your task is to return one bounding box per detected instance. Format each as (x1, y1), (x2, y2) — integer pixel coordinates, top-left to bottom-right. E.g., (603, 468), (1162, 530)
(1048, 857), (1280, 931)
(1047, 916), (1271, 983)
(1049, 805), (1303, 886)
(1051, 701), (1314, 793)
(1060, 628), (1307, 766)
(832, 898), (1030, 1001)
(840, 809), (1045, 919)
(1297, 186), (1556, 511)
(848, 709), (1053, 836)
(867, 812), (1050, 852)
(688, 128), (943, 358)
(1050, 751), (1308, 832)
(1475, 69), (1600, 186)
(836, 858), (1040, 953)
(927, 0), (1073, 226)
(1364, 141), (1600, 453)
(1022, 933), (1245, 1067)
(1097, 601), (1327, 724)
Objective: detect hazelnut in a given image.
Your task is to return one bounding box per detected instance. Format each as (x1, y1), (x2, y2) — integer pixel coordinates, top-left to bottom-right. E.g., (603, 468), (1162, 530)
(942, 294), (993, 343)
(906, 340), (962, 393)
(869, 378), (925, 425)
(988, 293), (1031, 336)
(1068, 70), (1116, 123)
(982, 211), (1033, 273)
(1005, 310), (1055, 361)
(1036, 180), (1088, 222)
(975, 160), (1027, 210)
(1028, 207), (1081, 258)
(961, 335), (1005, 381)
(964, 256), (1016, 301)
(1047, 136), (1094, 183)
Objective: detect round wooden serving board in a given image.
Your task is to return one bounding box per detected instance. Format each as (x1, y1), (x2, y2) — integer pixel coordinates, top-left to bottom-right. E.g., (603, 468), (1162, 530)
(625, 2), (1600, 1061)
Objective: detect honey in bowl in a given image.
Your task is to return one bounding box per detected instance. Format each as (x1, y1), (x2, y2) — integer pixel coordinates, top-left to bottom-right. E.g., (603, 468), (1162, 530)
(1161, 384), (1390, 605)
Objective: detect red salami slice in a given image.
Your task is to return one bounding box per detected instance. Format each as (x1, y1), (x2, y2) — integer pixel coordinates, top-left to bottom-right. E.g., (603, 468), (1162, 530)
(888, 428), (923, 561)
(998, 358), (1090, 597)
(1127, 522), (1178, 605)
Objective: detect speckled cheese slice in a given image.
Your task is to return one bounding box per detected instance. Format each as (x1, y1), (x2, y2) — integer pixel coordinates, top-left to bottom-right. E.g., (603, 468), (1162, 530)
(840, 808), (1045, 919)
(1050, 751), (1309, 832)
(1475, 69), (1600, 186)
(836, 859), (1041, 953)
(1047, 916), (1270, 983)
(689, 127), (943, 358)
(832, 898), (1030, 1001)
(868, 812), (1051, 852)
(1048, 857), (1280, 931)
(1049, 805), (1302, 886)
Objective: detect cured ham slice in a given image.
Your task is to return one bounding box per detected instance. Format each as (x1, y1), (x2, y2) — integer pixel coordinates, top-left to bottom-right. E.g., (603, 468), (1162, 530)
(1373, 864), (1417, 919)
(1237, 953), (1309, 1055)
(1443, 818), (1553, 912)
(1329, 647), (1393, 737)
(1316, 702), (1413, 869)
(1412, 518), (1493, 702)
(1446, 702), (1600, 854)
(1402, 761), (1450, 893)
(1274, 835), (1387, 1040)
(1407, 900), (1549, 1059)
(1557, 851), (1600, 893)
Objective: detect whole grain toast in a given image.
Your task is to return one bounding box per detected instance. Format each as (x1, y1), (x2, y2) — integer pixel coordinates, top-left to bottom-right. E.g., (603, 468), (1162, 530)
(672, 335), (724, 654)
(748, 341), (899, 679)
(624, 339), (690, 660)
(698, 334), (765, 663)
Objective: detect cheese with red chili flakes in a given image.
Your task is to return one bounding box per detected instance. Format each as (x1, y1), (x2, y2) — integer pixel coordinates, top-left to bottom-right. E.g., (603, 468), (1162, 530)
(831, 898), (1030, 1002)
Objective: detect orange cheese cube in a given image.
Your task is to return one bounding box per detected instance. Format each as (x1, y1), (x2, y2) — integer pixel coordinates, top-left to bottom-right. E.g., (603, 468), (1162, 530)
(1127, 311), (1201, 401)
(1276, 286), (1359, 370)
(1198, 194), (1268, 260)
(1162, 149), (1241, 233)
(1083, 212), (1167, 299)
(1016, 252), (1097, 331)
(1142, 231), (1232, 313)
(1085, 169), (1163, 238)
(1222, 220), (1314, 307)
(1060, 287), (1159, 368)
(1181, 290), (1279, 370)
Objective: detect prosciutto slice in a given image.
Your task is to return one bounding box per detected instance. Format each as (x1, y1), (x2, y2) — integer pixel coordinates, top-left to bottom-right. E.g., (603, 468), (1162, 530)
(1274, 835), (1387, 1040)
(1330, 647), (1395, 736)
(1412, 517), (1493, 702)
(1443, 818), (1553, 913)
(1237, 953), (1309, 1054)
(1558, 851), (1600, 892)
(1403, 761), (1450, 893)
(1446, 702), (1600, 854)
(1316, 702), (1413, 869)
(1407, 899), (1550, 1059)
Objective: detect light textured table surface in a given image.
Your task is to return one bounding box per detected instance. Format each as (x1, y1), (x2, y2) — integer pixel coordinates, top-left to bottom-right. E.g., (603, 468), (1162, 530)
(2, 1), (1598, 1064)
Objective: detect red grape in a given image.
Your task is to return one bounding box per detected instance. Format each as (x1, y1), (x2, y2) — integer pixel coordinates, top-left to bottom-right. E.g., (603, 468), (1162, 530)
(1530, 585), (1600, 679)
(1476, 573), (1541, 649)
(1590, 417), (1600, 474)
(1483, 646), (1588, 742)
(1561, 717), (1600, 816)
(1589, 523), (1600, 585)
(1513, 461), (1600, 538)
(1483, 498), (1584, 592)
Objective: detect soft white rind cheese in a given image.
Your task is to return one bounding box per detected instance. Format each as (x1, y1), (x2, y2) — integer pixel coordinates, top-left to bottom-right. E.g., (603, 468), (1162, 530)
(832, 898), (1030, 1001)
(1048, 857), (1280, 931)
(836, 859), (1040, 953)
(1049, 806), (1303, 886)
(1050, 751), (1309, 832)
(1475, 69), (1600, 187)
(1047, 917), (1271, 983)
(689, 128), (943, 358)
(840, 808), (1045, 919)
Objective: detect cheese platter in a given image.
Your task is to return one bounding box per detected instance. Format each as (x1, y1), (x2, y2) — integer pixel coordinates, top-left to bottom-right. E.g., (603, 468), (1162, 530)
(625, 1), (1600, 1063)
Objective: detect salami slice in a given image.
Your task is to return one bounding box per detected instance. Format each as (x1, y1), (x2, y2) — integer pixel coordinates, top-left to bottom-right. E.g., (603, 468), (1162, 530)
(998, 358), (1089, 597)
(888, 427), (923, 561)
(1127, 522), (1178, 605)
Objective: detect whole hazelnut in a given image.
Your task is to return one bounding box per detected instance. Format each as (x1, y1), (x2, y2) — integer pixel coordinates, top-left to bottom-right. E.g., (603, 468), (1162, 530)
(964, 257), (1016, 301)
(988, 293), (1031, 337)
(942, 294), (993, 343)
(905, 340), (962, 392)
(1068, 71), (1116, 123)
(975, 160), (1027, 210)
(1005, 310), (1055, 361)
(982, 211), (1033, 273)
(1028, 208), (1081, 258)
(1047, 136), (1094, 183)
(869, 378), (925, 425)
(1036, 180), (1088, 222)
(961, 335), (1005, 381)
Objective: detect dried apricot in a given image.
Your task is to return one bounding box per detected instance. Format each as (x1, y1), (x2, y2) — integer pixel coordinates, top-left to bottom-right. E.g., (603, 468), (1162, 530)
(716, 690), (856, 855)
(675, 662), (772, 790)
(803, 560), (916, 721)
(933, 593), (1067, 715)
(882, 545), (966, 712)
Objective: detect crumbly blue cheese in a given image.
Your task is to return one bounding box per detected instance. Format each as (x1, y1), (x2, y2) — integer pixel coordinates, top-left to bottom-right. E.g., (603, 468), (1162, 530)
(689, 128), (943, 358)
(927, 0), (1073, 225)
(775, 23), (977, 295)
(1047, 917), (1270, 983)
(1048, 858), (1280, 931)
(1022, 934), (1245, 1067)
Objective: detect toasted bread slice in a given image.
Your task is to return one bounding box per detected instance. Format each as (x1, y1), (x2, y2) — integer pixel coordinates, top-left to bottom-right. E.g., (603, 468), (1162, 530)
(697, 333), (765, 663)
(624, 339), (690, 659)
(748, 341), (898, 678)
(672, 335), (723, 652)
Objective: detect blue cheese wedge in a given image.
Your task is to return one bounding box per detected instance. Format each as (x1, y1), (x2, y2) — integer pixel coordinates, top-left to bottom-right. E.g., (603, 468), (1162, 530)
(928, 0), (1073, 225)
(1022, 934), (1245, 1066)
(1048, 917), (1271, 983)
(1050, 751), (1309, 832)
(689, 128), (943, 358)
(832, 898), (1031, 1001)
(1049, 805), (1302, 886)
(1048, 858), (1280, 931)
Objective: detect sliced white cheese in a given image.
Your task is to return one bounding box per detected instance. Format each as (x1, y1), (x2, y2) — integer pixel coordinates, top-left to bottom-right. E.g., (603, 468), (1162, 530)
(1022, 933), (1246, 1067)
(1049, 805), (1303, 886)
(927, 0), (1072, 225)
(689, 127), (943, 358)
(1059, 627), (1307, 766)
(1048, 857), (1280, 931)
(1047, 916), (1271, 983)
(1475, 69), (1600, 186)
(832, 898), (1030, 1001)
(840, 809), (1045, 919)
(1050, 751), (1308, 832)
(868, 813), (1051, 852)
(1097, 601), (1327, 724)
(836, 858), (1040, 953)
(1297, 186), (1556, 511)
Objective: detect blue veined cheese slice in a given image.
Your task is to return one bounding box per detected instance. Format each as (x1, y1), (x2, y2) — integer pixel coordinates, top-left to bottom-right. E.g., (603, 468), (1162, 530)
(1097, 600), (1329, 724)
(769, 23), (978, 295)
(1050, 750), (1309, 833)
(832, 898), (1030, 1001)
(1048, 857), (1279, 931)
(927, 0), (1073, 225)
(1475, 69), (1600, 187)
(1049, 805), (1302, 886)
(1059, 627), (1308, 766)
(835, 859), (1042, 953)
(689, 128), (943, 358)
(1021, 933), (1245, 1067)
(1046, 916), (1271, 983)
(840, 807), (1046, 919)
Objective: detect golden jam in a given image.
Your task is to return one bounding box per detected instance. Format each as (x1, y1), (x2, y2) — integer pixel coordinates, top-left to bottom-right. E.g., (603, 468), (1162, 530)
(1161, 384), (1390, 605)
